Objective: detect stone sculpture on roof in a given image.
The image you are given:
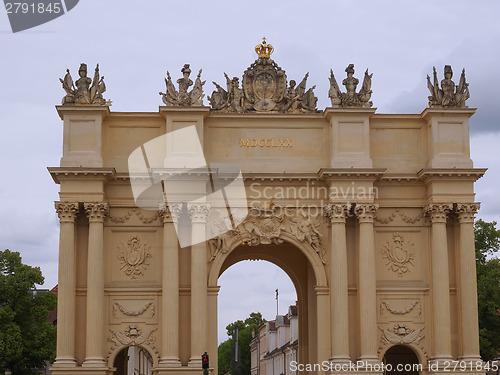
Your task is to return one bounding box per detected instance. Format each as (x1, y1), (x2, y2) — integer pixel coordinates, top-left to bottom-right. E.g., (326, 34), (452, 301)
(160, 64), (205, 106)
(59, 63), (108, 105)
(328, 64), (373, 108)
(208, 38), (318, 113)
(427, 65), (469, 108)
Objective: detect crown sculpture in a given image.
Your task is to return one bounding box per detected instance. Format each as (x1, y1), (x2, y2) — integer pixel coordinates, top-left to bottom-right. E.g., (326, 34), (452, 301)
(59, 63), (108, 105)
(328, 64), (373, 108)
(427, 65), (469, 108)
(208, 38), (318, 113)
(159, 64), (205, 106)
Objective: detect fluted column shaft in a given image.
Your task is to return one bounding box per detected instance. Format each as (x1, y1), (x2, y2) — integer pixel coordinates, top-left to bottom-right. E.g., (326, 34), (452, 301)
(426, 203), (453, 362)
(159, 204), (182, 367)
(188, 203), (210, 366)
(83, 203), (108, 367)
(456, 203), (481, 360)
(325, 204), (350, 363)
(355, 203), (379, 363)
(53, 202), (79, 367)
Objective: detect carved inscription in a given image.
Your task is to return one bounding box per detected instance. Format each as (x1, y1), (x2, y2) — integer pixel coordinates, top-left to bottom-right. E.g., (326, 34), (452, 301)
(239, 138), (293, 148)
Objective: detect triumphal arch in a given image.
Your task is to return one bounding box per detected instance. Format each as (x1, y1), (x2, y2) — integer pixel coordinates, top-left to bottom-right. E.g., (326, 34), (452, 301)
(49, 40), (486, 375)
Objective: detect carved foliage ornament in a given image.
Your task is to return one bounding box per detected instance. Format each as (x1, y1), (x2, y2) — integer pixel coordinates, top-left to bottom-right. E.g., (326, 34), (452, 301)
(160, 64), (205, 106)
(55, 202), (79, 222)
(60, 63), (108, 106)
(118, 236), (152, 279)
(381, 233), (415, 277)
(329, 64), (373, 108)
(209, 38), (318, 113)
(427, 65), (469, 108)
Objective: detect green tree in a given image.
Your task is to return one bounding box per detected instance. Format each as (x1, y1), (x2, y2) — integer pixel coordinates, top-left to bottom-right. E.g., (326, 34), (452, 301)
(0, 250), (57, 374)
(218, 312), (266, 375)
(475, 219), (500, 360)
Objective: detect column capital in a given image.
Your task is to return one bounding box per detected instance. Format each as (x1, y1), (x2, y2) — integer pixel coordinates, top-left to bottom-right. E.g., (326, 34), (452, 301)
(456, 203), (480, 224)
(55, 202), (79, 223)
(324, 203), (350, 223)
(84, 202), (109, 223)
(425, 203), (453, 223)
(355, 203), (379, 223)
(159, 203), (183, 223)
(187, 203), (210, 223)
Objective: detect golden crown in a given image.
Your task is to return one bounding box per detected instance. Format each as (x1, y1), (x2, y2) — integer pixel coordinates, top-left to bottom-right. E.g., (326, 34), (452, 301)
(255, 37), (274, 59)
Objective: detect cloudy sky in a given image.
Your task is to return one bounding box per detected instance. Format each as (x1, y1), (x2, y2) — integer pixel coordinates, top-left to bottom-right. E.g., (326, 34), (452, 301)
(1, 0), (499, 343)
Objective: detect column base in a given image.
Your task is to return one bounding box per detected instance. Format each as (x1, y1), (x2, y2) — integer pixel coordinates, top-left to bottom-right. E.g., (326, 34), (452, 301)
(187, 357), (202, 367)
(428, 357), (487, 375)
(52, 357), (77, 367)
(159, 356), (182, 367)
(82, 357), (106, 368)
(51, 367), (108, 375)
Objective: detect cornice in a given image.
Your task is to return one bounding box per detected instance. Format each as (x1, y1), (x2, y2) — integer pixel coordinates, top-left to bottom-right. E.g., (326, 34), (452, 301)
(417, 168), (487, 182)
(55, 105), (110, 120)
(421, 107), (476, 121)
(318, 168), (386, 181)
(48, 167), (116, 184)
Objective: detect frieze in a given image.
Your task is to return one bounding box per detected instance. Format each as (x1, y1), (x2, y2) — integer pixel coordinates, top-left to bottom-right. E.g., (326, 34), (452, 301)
(374, 209), (424, 225)
(109, 208), (161, 224)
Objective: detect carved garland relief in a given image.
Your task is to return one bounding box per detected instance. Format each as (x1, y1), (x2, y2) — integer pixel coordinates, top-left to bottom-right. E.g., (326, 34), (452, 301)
(380, 301), (421, 316)
(117, 236), (152, 279)
(112, 302), (155, 317)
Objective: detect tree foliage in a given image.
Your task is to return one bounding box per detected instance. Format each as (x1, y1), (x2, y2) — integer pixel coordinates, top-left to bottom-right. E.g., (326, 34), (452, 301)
(0, 250), (57, 374)
(475, 219), (500, 360)
(218, 312), (266, 375)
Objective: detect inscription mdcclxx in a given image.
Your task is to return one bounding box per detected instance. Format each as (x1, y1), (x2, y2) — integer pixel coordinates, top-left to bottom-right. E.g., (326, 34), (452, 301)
(239, 138), (293, 148)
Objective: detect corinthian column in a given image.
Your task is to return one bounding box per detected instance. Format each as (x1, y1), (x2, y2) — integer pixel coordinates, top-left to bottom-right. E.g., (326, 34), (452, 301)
(53, 202), (79, 367)
(456, 203), (481, 361)
(426, 203), (453, 363)
(325, 203), (351, 363)
(159, 204), (183, 367)
(355, 203), (379, 363)
(188, 203), (210, 367)
(83, 202), (108, 367)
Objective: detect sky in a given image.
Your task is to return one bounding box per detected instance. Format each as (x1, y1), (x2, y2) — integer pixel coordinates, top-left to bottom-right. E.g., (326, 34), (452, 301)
(0, 0), (499, 344)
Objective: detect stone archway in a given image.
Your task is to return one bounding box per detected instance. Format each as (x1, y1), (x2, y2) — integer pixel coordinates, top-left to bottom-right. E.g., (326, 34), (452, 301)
(207, 208), (330, 375)
(109, 345), (156, 375)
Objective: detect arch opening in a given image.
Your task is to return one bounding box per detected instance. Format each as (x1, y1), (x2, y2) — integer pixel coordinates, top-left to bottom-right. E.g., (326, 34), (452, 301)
(212, 240), (326, 375)
(111, 345), (154, 375)
(382, 345), (421, 375)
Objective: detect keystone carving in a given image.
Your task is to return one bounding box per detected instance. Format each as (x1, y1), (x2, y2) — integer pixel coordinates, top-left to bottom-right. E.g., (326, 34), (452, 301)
(60, 63), (108, 106)
(208, 206), (326, 263)
(427, 65), (469, 108)
(329, 64), (373, 108)
(160, 64), (205, 106)
(379, 323), (424, 353)
(108, 324), (156, 346)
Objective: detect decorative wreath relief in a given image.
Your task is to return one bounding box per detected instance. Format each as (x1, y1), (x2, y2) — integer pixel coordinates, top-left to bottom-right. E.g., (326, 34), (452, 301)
(381, 233), (415, 277)
(118, 236), (152, 279)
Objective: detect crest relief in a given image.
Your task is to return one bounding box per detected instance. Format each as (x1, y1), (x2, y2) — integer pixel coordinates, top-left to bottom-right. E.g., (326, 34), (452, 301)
(209, 38), (318, 113)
